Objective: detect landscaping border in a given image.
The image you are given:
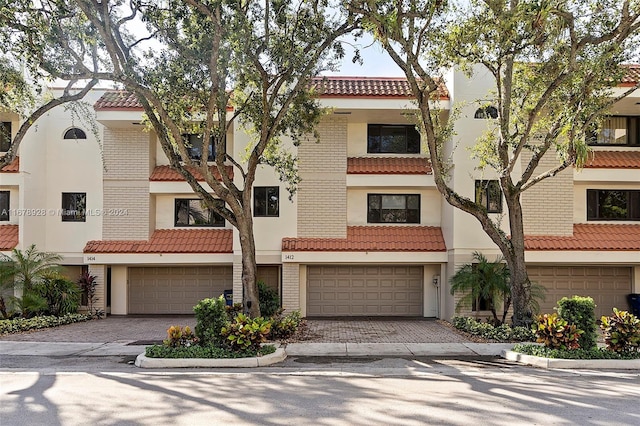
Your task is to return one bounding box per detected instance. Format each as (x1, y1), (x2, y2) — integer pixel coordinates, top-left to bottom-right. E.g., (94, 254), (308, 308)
(135, 347), (287, 368)
(502, 350), (640, 369)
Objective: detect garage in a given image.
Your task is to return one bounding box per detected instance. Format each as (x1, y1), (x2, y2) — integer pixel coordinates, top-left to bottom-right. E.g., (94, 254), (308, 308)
(129, 266), (233, 314)
(528, 266), (632, 318)
(307, 265), (423, 316)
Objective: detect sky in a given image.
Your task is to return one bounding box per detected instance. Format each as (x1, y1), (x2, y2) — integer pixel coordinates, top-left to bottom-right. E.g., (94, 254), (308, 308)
(323, 34), (405, 77)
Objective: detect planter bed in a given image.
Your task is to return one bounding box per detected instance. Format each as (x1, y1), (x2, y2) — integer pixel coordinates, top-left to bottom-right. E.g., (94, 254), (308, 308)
(502, 350), (640, 369)
(135, 346), (287, 368)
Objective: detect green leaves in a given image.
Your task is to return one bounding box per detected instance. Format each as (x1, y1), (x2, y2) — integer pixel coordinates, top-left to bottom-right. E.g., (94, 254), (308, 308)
(534, 313), (583, 350)
(220, 313), (272, 351)
(600, 308), (640, 353)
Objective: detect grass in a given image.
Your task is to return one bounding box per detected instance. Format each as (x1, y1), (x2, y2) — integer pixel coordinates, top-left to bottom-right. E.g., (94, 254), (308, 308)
(145, 343), (277, 359)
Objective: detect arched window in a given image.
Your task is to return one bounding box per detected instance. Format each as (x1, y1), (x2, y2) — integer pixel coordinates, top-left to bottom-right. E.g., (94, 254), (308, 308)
(474, 106), (498, 119)
(63, 128), (87, 139)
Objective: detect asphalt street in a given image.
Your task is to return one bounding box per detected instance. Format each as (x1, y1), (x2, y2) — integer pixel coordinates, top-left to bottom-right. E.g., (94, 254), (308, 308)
(1, 354), (639, 425)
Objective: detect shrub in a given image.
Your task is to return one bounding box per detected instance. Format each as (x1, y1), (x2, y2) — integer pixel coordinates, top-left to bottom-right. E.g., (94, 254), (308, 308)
(220, 313), (271, 351)
(77, 272), (103, 318)
(225, 303), (243, 320)
(600, 308), (640, 353)
(534, 313), (582, 350)
(270, 309), (303, 339)
(258, 281), (280, 318)
(512, 343), (640, 360)
(193, 296), (228, 345)
(33, 273), (81, 317)
(163, 325), (199, 348)
(556, 296), (597, 350)
(450, 316), (535, 342)
(0, 313), (92, 334)
(145, 343), (276, 359)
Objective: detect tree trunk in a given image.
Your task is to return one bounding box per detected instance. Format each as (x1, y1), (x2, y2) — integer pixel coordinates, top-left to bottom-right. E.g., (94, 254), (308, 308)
(236, 214), (261, 318)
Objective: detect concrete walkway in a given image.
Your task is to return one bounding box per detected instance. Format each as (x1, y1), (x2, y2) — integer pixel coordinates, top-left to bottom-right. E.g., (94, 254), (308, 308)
(0, 316), (514, 358)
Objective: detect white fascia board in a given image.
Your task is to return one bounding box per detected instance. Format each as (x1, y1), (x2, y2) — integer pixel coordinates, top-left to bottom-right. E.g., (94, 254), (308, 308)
(282, 251), (447, 263)
(84, 253), (233, 265)
(149, 181), (215, 193)
(0, 174), (21, 186)
(525, 251), (640, 264)
(574, 168), (640, 183)
(346, 173), (436, 188)
(95, 110), (144, 126)
(319, 98), (449, 111)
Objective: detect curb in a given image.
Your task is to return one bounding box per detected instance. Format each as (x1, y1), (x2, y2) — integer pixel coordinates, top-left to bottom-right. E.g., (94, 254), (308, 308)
(502, 350), (640, 369)
(134, 347), (287, 368)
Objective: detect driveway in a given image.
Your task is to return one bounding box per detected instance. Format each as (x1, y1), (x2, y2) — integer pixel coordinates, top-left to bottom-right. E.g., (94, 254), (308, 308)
(0, 316), (472, 344)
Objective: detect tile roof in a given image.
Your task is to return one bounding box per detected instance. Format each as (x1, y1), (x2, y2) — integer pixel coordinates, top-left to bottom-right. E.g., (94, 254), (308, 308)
(584, 150), (640, 169)
(621, 64), (640, 84)
(0, 225), (19, 250)
(0, 157), (19, 173)
(525, 224), (640, 251)
(149, 165), (234, 181)
(348, 157), (432, 174)
(84, 229), (233, 253)
(311, 76), (449, 100)
(282, 226), (446, 252)
(94, 91), (143, 110)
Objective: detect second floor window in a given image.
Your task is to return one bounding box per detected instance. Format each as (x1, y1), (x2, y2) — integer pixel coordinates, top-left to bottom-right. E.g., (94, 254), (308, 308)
(0, 122), (11, 152)
(175, 198), (225, 227)
(368, 194), (420, 223)
(0, 191), (9, 221)
(61, 192), (86, 222)
(254, 187), (279, 217)
(475, 180), (502, 213)
(587, 189), (640, 221)
(590, 116), (639, 146)
(367, 124), (420, 154)
(184, 134), (215, 161)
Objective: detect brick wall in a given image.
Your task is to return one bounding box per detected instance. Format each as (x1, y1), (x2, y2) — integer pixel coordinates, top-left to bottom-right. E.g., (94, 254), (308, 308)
(297, 117), (347, 238)
(282, 263), (300, 311)
(102, 128), (150, 240)
(520, 149), (573, 236)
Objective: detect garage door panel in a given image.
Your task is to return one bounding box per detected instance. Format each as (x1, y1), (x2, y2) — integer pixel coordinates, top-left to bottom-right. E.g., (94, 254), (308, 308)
(129, 266), (233, 314)
(307, 265), (423, 317)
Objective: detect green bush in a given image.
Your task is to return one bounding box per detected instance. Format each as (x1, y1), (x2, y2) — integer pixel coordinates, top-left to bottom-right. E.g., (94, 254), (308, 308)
(145, 343), (276, 359)
(512, 343), (640, 360)
(0, 313), (92, 334)
(556, 296), (597, 350)
(258, 281), (280, 318)
(193, 296), (228, 345)
(163, 325), (199, 348)
(534, 313), (582, 350)
(600, 308), (640, 353)
(450, 316), (535, 342)
(270, 310), (303, 339)
(220, 313), (271, 351)
(33, 273), (81, 317)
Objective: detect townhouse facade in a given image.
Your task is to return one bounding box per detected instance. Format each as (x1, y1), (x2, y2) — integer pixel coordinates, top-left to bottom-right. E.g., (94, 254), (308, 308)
(1, 66), (639, 320)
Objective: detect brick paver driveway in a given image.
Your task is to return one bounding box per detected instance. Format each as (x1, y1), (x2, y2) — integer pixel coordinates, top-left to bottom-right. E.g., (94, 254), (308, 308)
(0, 316), (471, 344)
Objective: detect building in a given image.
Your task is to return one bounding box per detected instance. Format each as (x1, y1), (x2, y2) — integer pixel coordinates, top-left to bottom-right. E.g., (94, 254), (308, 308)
(1, 66), (639, 320)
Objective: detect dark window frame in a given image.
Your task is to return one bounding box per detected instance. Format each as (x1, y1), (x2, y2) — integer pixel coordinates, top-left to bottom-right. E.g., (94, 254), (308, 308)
(174, 198), (225, 227)
(182, 134), (216, 161)
(587, 189), (640, 221)
(367, 194), (421, 224)
(367, 124), (420, 154)
(474, 106), (499, 119)
(0, 122), (11, 152)
(61, 192), (87, 222)
(63, 128), (87, 139)
(254, 186), (280, 217)
(588, 116), (640, 146)
(0, 191), (9, 221)
(475, 180), (503, 213)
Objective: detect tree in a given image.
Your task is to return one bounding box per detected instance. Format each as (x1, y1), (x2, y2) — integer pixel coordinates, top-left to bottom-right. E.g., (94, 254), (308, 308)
(2, 1), (358, 317)
(350, 0), (640, 325)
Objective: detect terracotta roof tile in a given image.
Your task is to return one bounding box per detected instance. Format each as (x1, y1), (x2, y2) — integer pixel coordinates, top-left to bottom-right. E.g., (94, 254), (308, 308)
(525, 224), (640, 251)
(584, 150), (640, 169)
(311, 76), (449, 99)
(621, 64), (640, 84)
(282, 226), (446, 252)
(94, 91), (143, 110)
(348, 157), (432, 174)
(1, 157), (19, 173)
(149, 165), (233, 181)
(84, 229), (232, 254)
(0, 225), (19, 250)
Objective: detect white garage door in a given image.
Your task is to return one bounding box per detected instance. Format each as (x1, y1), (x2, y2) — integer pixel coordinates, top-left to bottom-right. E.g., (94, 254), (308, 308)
(129, 266), (233, 314)
(307, 265), (423, 317)
(528, 266), (632, 318)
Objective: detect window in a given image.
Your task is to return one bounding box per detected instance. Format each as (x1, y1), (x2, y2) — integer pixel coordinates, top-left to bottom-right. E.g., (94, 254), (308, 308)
(589, 116), (639, 146)
(368, 194), (420, 223)
(474, 106), (498, 119)
(254, 187), (279, 217)
(475, 180), (502, 213)
(587, 189), (640, 221)
(473, 296), (492, 312)
(63, 128), (87, 139)
(0, 191), (9, 221)
(175, 198), (224, 227)
(0, 122), (11, 152)
(367, 124), (420, 154)
(61, 193), (86, 222)
(184, 134), (215, 161)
